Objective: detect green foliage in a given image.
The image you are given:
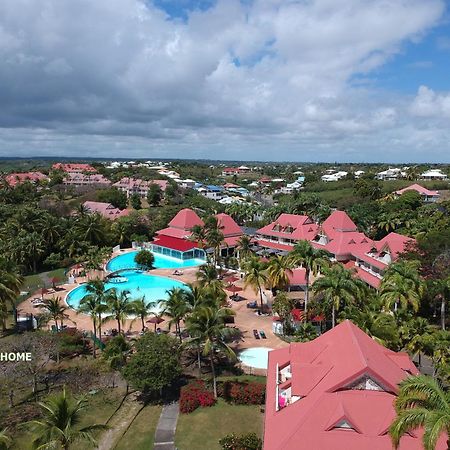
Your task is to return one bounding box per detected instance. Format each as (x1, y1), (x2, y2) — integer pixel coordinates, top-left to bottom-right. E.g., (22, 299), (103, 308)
(102, 334), (131, 369)
(96, 188), (128, 210)
(130, 193), (142, 210)
(353, 178), (382, 200)
(219, 432), (262, 450)
(122, 333), (182, 394)
(134, 249), (155, 270)
(147, 183), (163, 206)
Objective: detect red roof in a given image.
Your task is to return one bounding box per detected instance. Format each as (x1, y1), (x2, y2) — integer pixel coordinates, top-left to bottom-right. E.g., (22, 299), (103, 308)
(152, 235), (199, 252)
(376, 232), (415, 260)
(287, 268), (307, 286)
(395, 183), (439, 197)
(257, 214), (318, 242)
(216, 213), (243, 237)
(83, 201), (130, 220)
(4, 171), (48, 186)
(264, 320), (443, 450)
(168, 208), (204, 230)
(354, 266), (382, 288)
(257, 239), (294, 252)
(52, 163), (97, 173)
(321, 210), (358, 236)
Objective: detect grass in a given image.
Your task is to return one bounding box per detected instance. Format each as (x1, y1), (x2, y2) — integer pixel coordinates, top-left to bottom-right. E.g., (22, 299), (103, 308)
(175, 399), (263, 450)
(114, 403), (162, 450)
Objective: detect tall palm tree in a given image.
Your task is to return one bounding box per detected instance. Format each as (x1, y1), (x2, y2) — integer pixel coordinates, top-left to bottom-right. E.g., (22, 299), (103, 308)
(185, 306), (237, 398)
(236, 235), (253, 265)
(196, 264), (226, 305)
(85, 279), (107, 342)
(74, 213), (106, 246)
(189, 224), (208, 249)
(0, 269), (23, 331)
(430, 277), (449, 330)
(313, 264), (365, 327)
(104, 289), (134, 334)
(380, 260), (424, 313)
(272, 291), (295, 333)
(160, 288), (190, 341)
(288, 240), (330, 315)
(27, 388), (107, 450)
(0, 428), (11, 450)
(77, 296), (102, 357)
(242, 256), (268, 311)
(130, 296), (156, 332)
(389, 375), (450, 450)
(402, 317), (435, 367)
(266, 255), (293, 294)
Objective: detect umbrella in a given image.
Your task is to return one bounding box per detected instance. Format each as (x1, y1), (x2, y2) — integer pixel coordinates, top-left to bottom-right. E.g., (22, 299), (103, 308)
(146, 316), (165, 332)
(224, 275), (239, 283)
(225, 284), (243, 294)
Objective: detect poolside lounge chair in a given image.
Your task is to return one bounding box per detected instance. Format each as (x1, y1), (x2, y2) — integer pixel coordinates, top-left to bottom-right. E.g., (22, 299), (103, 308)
(253, 329), (260, 340)
(173, 269), (184, 276)
(259, 330), (267, 339)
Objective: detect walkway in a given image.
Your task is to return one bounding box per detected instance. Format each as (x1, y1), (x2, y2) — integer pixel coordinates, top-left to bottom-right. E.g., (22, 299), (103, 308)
(154, 402), (179, 450)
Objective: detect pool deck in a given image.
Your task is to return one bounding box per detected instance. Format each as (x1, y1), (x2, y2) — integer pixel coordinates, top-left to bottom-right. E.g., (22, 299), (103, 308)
(19, 254), (288, 352)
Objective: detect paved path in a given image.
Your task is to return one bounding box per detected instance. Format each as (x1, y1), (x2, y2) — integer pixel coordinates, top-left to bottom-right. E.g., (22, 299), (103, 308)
(154, 402), (179, 450)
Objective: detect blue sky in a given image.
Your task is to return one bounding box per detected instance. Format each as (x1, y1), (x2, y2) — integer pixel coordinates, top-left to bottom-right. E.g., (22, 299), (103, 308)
(0, 0), (449, 162)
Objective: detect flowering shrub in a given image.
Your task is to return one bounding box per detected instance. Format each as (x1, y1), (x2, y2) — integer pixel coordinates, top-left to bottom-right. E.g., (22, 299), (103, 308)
(179, 380), (216, 413)
(218, 381), (266, 405)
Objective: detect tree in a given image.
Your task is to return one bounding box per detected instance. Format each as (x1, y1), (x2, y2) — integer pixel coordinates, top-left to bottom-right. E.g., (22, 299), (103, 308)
(389, 375), (450, 450)
(84, 279), (108, 343)
(293, 322), (318, 342)
(185, 306), (237, 398)
(0, 269), (23, 331)
(147, 183), (163, 207)
(430, 277), (450, 330)
(402, 317), (435, 367)
(122, 332), (181, 395)
(266, 255), (292, 294)
(242, 256), (268, 312)
(74, 213), (108, 246)
(288, 240), (329, 316)
(380, 260), (424, 313)
(78, 295), (102, 357)
(236, 235), (253, 265)
(104, 289), (134, 334)
(312, 264), (365, 327)
(39, 296), (70, 330)
(353, 178), (382, 200)
(102, 334), (130, 370)
(134, 249), (155, 270)
(130, 193), (142, 210)
(159, 287), (190, 342)
(130, 296), (156, 332)
(97, 187), (127, 210)
(272, 291), (295, 333)
(27, 388), (106, 450)
(196, 264), (226, 305)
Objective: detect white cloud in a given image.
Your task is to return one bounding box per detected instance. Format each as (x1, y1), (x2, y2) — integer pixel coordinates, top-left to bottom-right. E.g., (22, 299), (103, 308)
(0, 0), (447, 161)
(410, 85), (450, 118)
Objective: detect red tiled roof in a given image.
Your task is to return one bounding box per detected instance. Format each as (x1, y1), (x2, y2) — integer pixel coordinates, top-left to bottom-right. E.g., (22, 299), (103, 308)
(264, 320), (440, 450)
(156, 227), (192, 239)
(4, 172), (48, 186)
(287, 268), (307, 286)
(257, 214), (318, 242)
(168, 208), (204, 230)
(152, 235), (199, 252)
(53, 163), (97, 173)
(256, 239), (294, 252)
(376, 232), (415, 260)
(215, 213), (243, 237)
(321, 210), (358, 236)
(83, 201), (129, 220)
(395, 183), (439, 197)
(354, 267), (382, 288)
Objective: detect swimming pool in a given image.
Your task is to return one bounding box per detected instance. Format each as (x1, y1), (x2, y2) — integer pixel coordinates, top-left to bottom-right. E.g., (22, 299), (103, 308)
(107, 250), (204, 272)
(239, 347), (273, 369)
(66, 270), (187, 312)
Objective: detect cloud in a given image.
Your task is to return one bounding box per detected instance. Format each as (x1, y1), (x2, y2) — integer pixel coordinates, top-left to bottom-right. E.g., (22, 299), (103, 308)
(410, 85), (450, 118)
(0, 0), (447, 161)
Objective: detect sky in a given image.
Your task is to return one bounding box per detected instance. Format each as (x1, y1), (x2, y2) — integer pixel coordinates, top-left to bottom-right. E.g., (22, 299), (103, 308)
(0, 0), (450, 163)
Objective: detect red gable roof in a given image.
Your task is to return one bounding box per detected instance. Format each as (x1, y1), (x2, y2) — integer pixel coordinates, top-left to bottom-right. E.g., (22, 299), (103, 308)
(395, 183), (439, 197)
(321, 210), (358, 236)
(52, 163), (97, 173)
(257, 214), (318, 242)
(215, 213), (243, 237)
(264, 321), (441, 450)
(168, 208), (204, 230)
(5, 172), (48, 186)
(153, 235), (199, 252)
(83, 201), (130, 220)
(376, 232), (415, 260)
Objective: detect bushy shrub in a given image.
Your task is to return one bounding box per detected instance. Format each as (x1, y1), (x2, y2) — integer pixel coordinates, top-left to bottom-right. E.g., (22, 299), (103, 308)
(179, 380), (216, 413)
(217, 381), (265, 405)
(219, 432), (262, 450)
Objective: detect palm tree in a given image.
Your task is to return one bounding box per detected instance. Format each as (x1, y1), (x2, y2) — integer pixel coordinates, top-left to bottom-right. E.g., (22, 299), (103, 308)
(104, 289), (134, 334)
(0, 269), (23, 331)
(272, 291), (295, 334)
(190, 224), (208, 249)
(293, 322), (318, 342)
(288, 240), (330, 315)
(0, 428), (11, 450)
(39, 296), (70, 330)
(196, 264), (226, 304)
(430, 277), (449, 330)
(389, 375), (450, 450)
(380, 260), (424, 313)
(85, 279), (107, 342)
(242, 256), (268, 311)
(236, 235), (253, 265)
(27, 388), (107, 450)
(160, 288), (190, 341)
(402, 317), (435, 367)
(130, 296), (156, 332)
(185, 306), (237, 398)
(266, 255), (293, 294)
(313, 264), (366, 327)
(77, 295), (102, 357)
(74, 213), (106, 246)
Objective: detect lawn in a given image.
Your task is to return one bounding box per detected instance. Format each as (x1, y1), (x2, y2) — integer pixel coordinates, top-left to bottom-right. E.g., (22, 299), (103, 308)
(175, 399), (263, 450)
(114, 403), (162, 450)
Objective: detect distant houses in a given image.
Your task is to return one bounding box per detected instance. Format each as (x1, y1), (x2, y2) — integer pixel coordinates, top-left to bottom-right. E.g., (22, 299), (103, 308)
(4, 171), (49, 187)
(82, 201), (130, 220)
(52, 163), (97, 174)
(420, 169), (448, 180)
(375, 167), (406, 181)
(113, 177), (168, 198)
(321, 171), (348, 182)
(394, 184), (440, 203)
(63, 173), (111, 188)
(221, 166), (251, 176)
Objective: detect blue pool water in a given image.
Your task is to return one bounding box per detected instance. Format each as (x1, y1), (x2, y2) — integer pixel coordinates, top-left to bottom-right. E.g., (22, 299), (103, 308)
(107, 251), (204, 272)
(66, 271), (187, 312)
(239, 347), (273, 369)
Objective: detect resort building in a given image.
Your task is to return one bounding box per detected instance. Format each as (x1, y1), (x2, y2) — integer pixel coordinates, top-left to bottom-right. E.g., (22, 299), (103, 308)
(52, 163), (97, 174)
(152, 208), (206, 261)
(4, 171), (48, 187)
(394, 184), (440, 202)
(82, 201), (130, 220)
(264, 320), (445, 450)
(63, 173), (111, 188)
(420, 169), (448, 180)
(112, 177), (168, 198)
(216, 212), (244, 256)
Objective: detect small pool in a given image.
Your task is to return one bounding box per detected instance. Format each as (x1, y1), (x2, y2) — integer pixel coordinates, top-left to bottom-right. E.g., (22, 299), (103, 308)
(107, 250), (204, 272)
(239, 347), (273, 369)
(66, 270), (188, 313)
